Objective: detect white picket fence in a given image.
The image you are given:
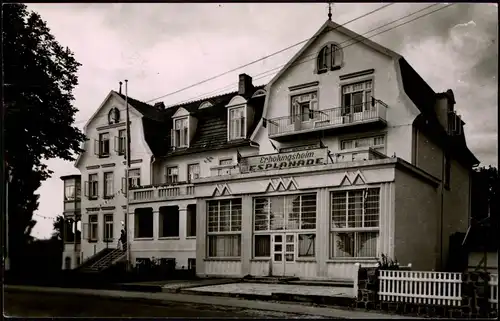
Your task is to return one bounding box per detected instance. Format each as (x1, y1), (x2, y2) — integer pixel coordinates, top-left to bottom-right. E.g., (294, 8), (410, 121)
(490, 274), (498, 311)
(379, 270), (463, 306)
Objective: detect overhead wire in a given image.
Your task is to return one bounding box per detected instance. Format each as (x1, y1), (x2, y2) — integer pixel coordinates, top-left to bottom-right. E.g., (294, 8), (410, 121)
(78, 2), (452, 135)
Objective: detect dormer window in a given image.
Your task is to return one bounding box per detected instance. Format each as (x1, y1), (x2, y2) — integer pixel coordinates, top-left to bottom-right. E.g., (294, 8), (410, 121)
(317, 43), (342, 74)
(229, 106), (246, 140)
(108, 107), (120, 124)
(172, 118), (189, 148)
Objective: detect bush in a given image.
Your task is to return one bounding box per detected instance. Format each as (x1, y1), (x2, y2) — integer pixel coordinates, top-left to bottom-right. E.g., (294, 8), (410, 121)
(377, 253), (400, 270)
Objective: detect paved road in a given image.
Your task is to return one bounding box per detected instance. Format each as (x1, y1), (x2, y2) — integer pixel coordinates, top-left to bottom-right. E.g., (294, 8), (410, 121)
(5, 290), (324, 318)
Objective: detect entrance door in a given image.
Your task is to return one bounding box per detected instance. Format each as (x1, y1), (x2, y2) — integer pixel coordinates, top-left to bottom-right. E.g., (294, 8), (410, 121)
(271, 233), (296, 276)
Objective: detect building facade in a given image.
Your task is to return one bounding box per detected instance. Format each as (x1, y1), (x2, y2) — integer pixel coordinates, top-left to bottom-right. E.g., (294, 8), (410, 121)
(71, 19), (478, 279)
(61, 174), (82, 269)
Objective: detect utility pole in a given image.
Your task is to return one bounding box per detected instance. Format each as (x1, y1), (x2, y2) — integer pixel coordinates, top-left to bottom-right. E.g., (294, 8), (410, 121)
(124, 79), (132, 270)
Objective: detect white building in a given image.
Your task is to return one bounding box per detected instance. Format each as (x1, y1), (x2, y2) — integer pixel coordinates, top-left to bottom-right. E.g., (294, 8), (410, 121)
(71, 19), (478, 279)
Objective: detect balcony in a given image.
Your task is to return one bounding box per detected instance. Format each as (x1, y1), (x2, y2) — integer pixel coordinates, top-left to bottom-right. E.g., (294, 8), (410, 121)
(331, 147), (388, 164)
(129, 183), (195, 204)
(268, 99), (388, 141)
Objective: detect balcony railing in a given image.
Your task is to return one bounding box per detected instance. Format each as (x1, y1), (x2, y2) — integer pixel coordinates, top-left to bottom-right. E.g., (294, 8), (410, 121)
(268, 99), (388, 138)
(331, 147), (388, 163)
(129, 183), (195, 203)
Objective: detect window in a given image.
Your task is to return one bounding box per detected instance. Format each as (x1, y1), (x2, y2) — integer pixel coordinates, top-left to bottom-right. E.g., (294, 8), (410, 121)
(103, 172), (114, 198)
(291, 92), (318, 123)
(98, 133), (110, 157)
(128, 169), (141, 188)
(340, 135), (385, 153)
(218, 158), (233, 176)
(330, 188), (380, 258)
(116, 129), (126, 155)
(64, 180), (76, 201)
(85, 174), (98, 199)
(108, 107), (120, 124)
(166, 166), (179, 184)
(134, 208), (153, 238)
(207, 199), (242, 258)
(89, 215), (98, 241)
(188, 164), (200, 181)
(64, 218), (75, 243)
(317, 43), (342, 73)
(341, 80), (373, 116)
(254, 234), (271, 257)
(172, 118), (189, 148)
(253, 193), (317, 231)
(229, 107), (246, 140)
(159, 206), (179, 238)
(298, 234), (315, 258)
(103, 214), (113, 242)
(186, 204), (197, 237)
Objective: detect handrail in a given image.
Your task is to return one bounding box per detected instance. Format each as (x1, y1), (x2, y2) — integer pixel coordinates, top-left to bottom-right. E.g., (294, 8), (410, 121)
(90, 242), (127, 269)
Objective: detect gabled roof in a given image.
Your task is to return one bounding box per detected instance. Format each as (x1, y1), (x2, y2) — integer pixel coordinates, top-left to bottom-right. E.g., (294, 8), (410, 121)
(265, 19), (401, 90)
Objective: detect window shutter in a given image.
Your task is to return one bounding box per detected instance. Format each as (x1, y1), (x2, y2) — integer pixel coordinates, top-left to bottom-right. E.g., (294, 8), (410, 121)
(310, 98), (319, 119)
(121, 177), (126, 194)
(113, 136), (119, 152)
(95, 181), (99, 198)
(170, 128), (175, 147)
(84, 181), (89, 197)
(82, 223), (89, 240)
(111, 174), (115, 196)
(94, 140), (99, 155)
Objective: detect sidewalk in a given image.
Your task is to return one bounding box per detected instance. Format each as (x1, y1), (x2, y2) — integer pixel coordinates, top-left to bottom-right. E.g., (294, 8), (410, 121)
(5, 285), (418, 319)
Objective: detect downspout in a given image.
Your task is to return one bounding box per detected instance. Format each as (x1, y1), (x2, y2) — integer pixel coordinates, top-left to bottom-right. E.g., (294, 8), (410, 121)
(150, 155), (156, 185)
(439, 150), (445, 270)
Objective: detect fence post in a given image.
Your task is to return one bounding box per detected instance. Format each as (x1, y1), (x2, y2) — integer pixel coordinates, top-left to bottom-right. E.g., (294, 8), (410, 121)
(353, 263), (361, 299)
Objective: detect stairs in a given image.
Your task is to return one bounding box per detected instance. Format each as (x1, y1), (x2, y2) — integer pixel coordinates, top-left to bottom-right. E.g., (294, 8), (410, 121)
(78, 245), (127, 273)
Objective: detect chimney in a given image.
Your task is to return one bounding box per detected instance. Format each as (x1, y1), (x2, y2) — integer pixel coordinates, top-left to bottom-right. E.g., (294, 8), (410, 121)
(434, 89), (456, 133)
(154, 102), (165, 110)
(119, 81), (123, 95)
(238, 73), (254, 97)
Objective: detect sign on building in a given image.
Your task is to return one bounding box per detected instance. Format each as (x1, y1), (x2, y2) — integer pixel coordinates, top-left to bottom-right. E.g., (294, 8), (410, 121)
(240, 148), (328, 173)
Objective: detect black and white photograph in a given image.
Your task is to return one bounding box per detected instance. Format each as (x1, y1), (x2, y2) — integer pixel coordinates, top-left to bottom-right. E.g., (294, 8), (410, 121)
(2, 2), (498, 319)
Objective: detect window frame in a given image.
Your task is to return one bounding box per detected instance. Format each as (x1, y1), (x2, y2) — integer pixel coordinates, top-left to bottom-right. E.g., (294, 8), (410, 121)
(340, 79), (374, 116)
(98, 132), (111, 157)
(88, 173), (99, 200)
(228, 105), (246, 140)
(64, 180), (76, 201)
(340, 135), (386, 152)
(187, 163), (200, 181)
(290, 91), (319, 123)
(173, 117), (189, 148)
(103, 214), (114, 242)
(206, 198), (242, 258)
(165, 166), (179, 184)
(316, 43), (343, 74)
(103, 172), (114, 199)
(118, 129), (126, 155)
(329, 188), (380, 259)
(128, 168), (141, 189)
(89, 214), (98, 242)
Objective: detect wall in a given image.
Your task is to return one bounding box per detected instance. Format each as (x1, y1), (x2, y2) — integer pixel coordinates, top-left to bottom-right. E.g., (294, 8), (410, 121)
(255, 25), (419, 163)
(129, 199), (196, 269)
(414, 128), (443, 178)
(77, 93), (153, 261)
(442, 158), (471, 267)
(394, 167), (440, 271)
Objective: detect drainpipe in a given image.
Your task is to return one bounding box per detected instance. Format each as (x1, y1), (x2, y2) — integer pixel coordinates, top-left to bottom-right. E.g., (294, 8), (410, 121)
(150, 156), (156, 185)
(439, 151), (445, 270)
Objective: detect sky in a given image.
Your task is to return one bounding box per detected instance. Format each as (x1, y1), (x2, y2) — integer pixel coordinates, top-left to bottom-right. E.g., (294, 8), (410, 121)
(25, 3), (498, 238)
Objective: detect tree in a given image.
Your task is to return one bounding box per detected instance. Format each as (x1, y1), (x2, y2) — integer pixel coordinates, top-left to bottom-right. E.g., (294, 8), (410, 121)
(3, 4), (86, 272)
(472, 166), (499, 223)
(52, 215), (64, 240)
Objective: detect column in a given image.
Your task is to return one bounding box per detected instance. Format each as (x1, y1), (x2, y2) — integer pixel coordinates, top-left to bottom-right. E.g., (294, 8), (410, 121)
(317, 188), (329, 277)
(240, 195), (253, 276)
(178, 206), (187, 240)
(153, 209), (159, 240)
(195, 199), (207, 276)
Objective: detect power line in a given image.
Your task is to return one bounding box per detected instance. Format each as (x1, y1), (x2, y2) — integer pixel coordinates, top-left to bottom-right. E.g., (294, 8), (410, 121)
(144, 3), (396, 104)
(76, 3), (450, 132)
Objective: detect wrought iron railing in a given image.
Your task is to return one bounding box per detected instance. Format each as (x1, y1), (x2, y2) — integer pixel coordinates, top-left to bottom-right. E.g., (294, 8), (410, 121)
(268, 99), (388, 137)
